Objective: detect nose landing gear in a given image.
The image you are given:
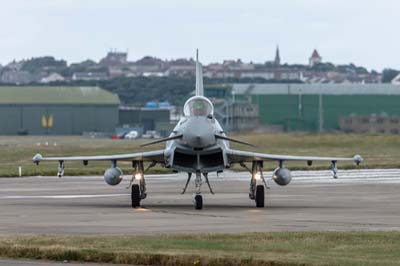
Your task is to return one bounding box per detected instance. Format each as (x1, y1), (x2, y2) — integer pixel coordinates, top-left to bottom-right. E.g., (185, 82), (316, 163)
(193, 171), (204, 210)
(182, 171), (214, 210)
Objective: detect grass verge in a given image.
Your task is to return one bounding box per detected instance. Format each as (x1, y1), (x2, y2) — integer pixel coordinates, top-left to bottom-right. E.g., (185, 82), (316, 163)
(1, 133), (400, 177)
(0, 232), (399, 266)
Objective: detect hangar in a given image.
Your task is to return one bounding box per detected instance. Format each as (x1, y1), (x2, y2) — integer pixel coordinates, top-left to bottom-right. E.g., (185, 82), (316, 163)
(206, 83), (400, 132)
(119, 106), (172, 136)
(0, 86), (120, 135)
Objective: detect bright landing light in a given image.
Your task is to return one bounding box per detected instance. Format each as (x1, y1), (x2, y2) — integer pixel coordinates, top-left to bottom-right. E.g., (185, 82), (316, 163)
(254, 172), (261, 180)
(134, 173), (143, 180)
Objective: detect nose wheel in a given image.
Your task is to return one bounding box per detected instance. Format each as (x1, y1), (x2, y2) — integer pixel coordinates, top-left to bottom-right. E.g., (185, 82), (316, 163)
(193, 194), (203, 210)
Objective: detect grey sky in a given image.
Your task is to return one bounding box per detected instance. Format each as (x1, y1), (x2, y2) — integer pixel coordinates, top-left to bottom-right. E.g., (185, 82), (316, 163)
(0, 0), (398, 70)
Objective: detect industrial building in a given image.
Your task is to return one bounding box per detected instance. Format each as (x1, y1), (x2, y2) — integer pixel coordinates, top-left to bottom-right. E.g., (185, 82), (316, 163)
(0, 86), (120, 135)
(206, 83), (400, 132)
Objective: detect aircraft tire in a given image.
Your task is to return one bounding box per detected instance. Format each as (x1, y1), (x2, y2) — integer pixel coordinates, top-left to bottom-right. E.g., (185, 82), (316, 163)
(194, 194), (203, 210)
(255, 185), (265, 208)
(131, 184), (140, 208)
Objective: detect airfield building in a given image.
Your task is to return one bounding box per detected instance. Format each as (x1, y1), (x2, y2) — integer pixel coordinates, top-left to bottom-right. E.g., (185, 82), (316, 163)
(205, 83), (400, 133)
(0, 86), (120, 135)
(118, 106), (173, 137)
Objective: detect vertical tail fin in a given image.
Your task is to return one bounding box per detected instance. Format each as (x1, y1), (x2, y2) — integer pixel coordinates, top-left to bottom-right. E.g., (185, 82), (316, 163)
(195, 49), (204, 96)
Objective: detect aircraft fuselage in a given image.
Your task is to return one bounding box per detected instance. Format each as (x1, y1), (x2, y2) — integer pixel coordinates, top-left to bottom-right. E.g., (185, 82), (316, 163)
(165, 114), (230, 174)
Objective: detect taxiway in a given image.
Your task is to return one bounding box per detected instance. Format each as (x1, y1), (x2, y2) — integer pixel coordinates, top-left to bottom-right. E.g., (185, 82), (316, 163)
(0, 169), (399, 235)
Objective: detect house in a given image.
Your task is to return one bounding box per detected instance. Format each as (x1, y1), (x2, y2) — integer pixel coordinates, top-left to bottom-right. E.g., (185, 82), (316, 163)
(0, 70), (35, 84)
(391, 73), (400, 85)
(240, 70), (275, 80)
(165, 58), (196, 76)
(134, 56), (166, 74)
(100, 51), (128, 66)
(72, 72), (108, 81)
(40, 73), (65, 83)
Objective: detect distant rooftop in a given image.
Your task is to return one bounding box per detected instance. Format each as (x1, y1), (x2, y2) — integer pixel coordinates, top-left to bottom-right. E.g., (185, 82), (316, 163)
(232, 83), (400, 95)
(0, 86), (120, 105)
(310, 49), (321, 59)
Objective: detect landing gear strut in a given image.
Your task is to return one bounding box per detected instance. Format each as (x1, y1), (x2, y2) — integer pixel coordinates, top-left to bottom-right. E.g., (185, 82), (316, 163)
(181, 173), (192, 194)
(182, 171), (214, 210)
(203, 173), (214, 194)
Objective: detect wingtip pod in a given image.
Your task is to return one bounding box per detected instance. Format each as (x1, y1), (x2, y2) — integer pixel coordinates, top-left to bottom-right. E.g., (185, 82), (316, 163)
(32, 154), (43, 165)
(353, 154), (363, 165)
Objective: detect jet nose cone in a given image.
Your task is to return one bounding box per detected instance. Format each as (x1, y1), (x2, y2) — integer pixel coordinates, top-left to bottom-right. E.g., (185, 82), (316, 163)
(190, 134), (215, 148)
(182, 117), (216, 148)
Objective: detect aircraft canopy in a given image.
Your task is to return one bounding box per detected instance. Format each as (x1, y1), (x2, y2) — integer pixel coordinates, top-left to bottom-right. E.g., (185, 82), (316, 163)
(183, 96), (214, 117)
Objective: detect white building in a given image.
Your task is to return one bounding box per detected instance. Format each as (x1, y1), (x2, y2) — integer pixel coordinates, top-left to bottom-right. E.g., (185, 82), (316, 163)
(40, 73), (65, 83)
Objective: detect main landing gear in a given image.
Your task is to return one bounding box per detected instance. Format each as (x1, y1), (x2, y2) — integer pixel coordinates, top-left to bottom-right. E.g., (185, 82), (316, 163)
(131, 184), (141, 208)
(241, 161), (269, 208)
(182, 171), (214, 210)
(129, 161), (155, 208)
(255, 184), (264, 208)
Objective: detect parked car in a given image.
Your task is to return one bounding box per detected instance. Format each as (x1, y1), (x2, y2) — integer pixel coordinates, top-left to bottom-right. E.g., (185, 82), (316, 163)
(124, 130), (139, 139)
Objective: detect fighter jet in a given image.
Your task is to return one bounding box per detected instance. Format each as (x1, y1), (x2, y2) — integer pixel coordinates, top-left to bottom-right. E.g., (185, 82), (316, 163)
(33, 51), (363, 210)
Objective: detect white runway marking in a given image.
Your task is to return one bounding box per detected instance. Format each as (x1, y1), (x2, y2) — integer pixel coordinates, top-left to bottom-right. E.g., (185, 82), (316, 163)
(207, 169), (400, 184)
(0, 194), (129, 200)
(34, 169), (400, 183)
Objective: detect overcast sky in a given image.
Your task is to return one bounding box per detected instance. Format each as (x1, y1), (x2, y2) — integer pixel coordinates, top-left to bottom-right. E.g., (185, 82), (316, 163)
(0, 0), (398, 70)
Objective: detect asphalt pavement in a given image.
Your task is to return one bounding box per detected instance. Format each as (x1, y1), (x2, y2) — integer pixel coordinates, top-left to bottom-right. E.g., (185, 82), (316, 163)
(0, 169), (399, 235)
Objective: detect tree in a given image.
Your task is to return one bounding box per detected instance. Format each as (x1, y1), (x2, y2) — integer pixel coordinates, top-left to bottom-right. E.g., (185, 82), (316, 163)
(21, 56), (67, 73)
(42, 76), (303, 106)
(382, 69), (400, 83)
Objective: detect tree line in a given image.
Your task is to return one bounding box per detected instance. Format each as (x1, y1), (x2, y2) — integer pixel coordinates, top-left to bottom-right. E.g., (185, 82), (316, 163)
(44, 76), (303, 106)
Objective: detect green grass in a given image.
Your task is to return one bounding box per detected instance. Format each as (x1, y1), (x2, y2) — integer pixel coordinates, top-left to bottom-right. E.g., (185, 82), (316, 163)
(0, 133), (399, 177)
(0, 136), (173, 177)
(0, 232), (399, 265)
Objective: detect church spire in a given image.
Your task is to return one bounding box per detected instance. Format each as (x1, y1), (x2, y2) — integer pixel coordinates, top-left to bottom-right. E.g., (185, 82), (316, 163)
(274, 45), (280, 66)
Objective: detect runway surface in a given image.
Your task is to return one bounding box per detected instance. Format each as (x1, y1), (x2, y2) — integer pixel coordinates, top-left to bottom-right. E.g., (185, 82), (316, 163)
(0, 169), (400, 235)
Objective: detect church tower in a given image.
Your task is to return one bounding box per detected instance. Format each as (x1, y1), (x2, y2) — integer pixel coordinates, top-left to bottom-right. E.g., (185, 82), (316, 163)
(309, 49), (322, 67)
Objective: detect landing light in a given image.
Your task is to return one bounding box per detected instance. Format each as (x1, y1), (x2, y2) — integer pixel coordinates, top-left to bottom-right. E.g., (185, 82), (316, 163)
(135, 173), (143, 180)
(254, 172), (261, 180)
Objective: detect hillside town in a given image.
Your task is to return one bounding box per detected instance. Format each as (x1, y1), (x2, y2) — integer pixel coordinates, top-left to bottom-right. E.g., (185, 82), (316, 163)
(0, 47), (391, 85)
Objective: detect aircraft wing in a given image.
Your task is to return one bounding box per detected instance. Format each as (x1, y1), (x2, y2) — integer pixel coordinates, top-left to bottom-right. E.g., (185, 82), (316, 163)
(33, 150), (165, 164)
(226, 149), (363, 165)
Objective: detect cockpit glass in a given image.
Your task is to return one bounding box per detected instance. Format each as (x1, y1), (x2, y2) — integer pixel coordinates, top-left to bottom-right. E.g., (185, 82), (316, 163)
(183, 97), (213, 117)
